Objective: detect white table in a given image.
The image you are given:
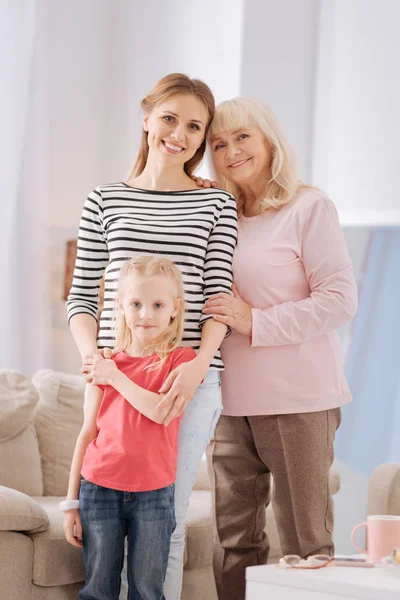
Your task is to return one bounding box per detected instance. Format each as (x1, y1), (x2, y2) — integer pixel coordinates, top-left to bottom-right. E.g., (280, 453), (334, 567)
(246, 561), (400, 600)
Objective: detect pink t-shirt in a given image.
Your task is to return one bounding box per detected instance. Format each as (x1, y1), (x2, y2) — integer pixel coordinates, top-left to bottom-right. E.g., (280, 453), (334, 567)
(81, 347), (196, 491)
(220, 189), (358, 416)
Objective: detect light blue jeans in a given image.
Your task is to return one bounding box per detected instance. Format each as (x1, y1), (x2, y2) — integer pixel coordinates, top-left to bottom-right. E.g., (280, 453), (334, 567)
(163, 369), (222, 600)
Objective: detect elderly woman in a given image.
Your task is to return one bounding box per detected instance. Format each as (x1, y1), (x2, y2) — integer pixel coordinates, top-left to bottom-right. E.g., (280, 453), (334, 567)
(199, 98), (358, 600)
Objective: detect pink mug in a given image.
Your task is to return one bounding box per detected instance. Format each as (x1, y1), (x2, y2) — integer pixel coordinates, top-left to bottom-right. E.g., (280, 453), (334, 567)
(351, 515), (400, 563)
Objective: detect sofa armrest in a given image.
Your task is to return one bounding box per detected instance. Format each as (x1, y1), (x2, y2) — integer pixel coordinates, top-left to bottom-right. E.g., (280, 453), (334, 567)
(329, 468), (340, 496)
(0, 486), (49, 533)
(193, 458), (211, 491)
(367, 463), (400, 516)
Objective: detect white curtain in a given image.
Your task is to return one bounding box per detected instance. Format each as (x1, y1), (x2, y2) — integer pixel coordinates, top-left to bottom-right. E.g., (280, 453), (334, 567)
(0, 0), (49, 374)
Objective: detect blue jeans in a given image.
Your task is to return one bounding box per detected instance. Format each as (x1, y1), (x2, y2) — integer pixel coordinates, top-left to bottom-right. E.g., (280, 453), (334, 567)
(79, 479), (176, 600)
(163, 369), (222, 600)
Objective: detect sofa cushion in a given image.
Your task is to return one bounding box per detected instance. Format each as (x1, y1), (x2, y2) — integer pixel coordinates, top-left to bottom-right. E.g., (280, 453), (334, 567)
(33, 370), (85, 496)
(0, 370), (43, 496)
(0, 486), (49, 533)
(31, 497), (85, 586)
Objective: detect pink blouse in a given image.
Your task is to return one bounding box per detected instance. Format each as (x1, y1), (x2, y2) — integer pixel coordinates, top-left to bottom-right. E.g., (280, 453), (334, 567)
(220, 189), (358, 416)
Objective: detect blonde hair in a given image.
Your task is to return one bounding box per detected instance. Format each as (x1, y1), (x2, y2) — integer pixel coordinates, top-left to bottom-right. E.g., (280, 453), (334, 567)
(128, 73), (215, 180)
(208, 97), (308, 216)
(114, 256), (185, 369)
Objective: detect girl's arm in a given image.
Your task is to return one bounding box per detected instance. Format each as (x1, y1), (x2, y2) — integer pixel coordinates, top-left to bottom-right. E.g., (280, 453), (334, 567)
(63, 385), (102, 548)
(112, 371), (170, 424)
(66, 385), (103, 501)
(87, 348), (197, 424)
(84, 359), (166, 423)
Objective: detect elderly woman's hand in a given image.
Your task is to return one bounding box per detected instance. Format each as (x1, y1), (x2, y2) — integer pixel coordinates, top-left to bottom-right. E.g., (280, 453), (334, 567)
(203, 285), (253, 337)
(191, 175), (218, 188)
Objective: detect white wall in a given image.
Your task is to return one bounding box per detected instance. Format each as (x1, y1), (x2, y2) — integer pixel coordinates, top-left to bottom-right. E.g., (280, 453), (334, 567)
(313, 0), (400, 225)
(107, 0), (245, 180)
(240, 0), (319, 179)
(47, 0), (112, 373)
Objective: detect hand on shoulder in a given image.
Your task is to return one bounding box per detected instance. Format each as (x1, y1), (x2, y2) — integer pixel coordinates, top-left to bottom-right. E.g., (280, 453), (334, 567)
(191, 175), (219, 189)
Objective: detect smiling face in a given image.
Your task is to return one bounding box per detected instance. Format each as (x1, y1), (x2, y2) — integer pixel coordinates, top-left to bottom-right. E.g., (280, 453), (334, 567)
(211, 125), (273, 187)
(118, 275), (181, 353)
(143, 93), (209, 166)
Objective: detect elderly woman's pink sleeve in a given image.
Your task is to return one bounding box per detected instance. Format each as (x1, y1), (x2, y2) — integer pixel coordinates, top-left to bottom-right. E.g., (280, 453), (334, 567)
(251, 197), (358, 347)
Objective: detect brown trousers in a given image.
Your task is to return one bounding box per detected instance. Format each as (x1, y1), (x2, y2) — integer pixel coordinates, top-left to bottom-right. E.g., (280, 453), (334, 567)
(209, 408), (341, 600)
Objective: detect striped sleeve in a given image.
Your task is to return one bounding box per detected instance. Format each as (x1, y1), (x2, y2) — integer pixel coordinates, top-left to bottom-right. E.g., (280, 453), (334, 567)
(66, 188), (109, 323)
(199, 193), (238, 328)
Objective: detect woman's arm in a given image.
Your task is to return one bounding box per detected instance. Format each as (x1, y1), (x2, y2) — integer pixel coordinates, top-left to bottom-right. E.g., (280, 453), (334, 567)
(66, 188), (109, 360)
(156, 195), (238, 424)
(205, 196), (358, 346)
(250, 196), (358, 346)
(157, 319), (227, 426)
(198, 192), (238, 333)
(69, 313), (99, 361)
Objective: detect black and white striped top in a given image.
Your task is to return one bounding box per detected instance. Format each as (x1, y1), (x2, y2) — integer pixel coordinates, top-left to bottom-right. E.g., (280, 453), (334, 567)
(67, 182), (238, 369)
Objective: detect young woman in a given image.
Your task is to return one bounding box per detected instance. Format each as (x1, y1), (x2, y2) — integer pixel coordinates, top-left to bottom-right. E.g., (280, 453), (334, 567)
(66, 73), (237, 599)
(198, 98), (358, 599)
(63, 257), (194, 599)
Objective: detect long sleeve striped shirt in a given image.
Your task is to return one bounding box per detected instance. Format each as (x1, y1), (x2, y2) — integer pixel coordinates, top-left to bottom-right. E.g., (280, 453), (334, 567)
(66, 182), (238, 369)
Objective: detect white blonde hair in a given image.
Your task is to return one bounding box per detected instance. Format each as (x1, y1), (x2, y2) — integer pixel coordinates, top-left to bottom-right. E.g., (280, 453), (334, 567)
(208, 97), (307, 216)
(114, 256), (185, 369)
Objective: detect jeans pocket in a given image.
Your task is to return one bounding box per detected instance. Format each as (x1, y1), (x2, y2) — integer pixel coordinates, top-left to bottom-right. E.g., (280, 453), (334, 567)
(199, 370), (221, 389)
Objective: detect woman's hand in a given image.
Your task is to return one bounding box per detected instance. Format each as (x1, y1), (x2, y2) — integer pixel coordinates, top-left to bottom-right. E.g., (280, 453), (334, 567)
(203, 284), (253, 337)
(63, 509), (83, 548)
(156, 357), (208, 426)
(82, 355), (119, 386)
(191, 175), (218, 188)
(81, 348), (112, 377)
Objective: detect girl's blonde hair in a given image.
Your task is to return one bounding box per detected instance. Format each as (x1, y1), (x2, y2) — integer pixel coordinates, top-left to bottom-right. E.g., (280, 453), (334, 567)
(114, 256), (185, 369)
(128, 73), (215, 180)
(208, 97), (309, 216)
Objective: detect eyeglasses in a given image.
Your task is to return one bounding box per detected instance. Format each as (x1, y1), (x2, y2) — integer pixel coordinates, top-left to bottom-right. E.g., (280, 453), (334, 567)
(279, 554), (333, 570)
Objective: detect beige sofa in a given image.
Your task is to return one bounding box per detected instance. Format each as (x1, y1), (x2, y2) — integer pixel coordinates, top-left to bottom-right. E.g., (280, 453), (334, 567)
(0, 369), (344, 600)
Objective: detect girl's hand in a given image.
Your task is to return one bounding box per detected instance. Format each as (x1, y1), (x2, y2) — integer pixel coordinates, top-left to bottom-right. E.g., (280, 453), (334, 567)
(157, 358), (208, 426)
(81, 348), (112, 376)
(203, 284), (253, 337)
(63, 509), (83, 548)
(191, 175), (218, 188)
(82, 356), (119, 386)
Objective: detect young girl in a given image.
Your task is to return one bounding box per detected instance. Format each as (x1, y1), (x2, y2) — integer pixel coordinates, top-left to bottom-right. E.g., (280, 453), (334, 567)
(61, 256), (196, 600)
